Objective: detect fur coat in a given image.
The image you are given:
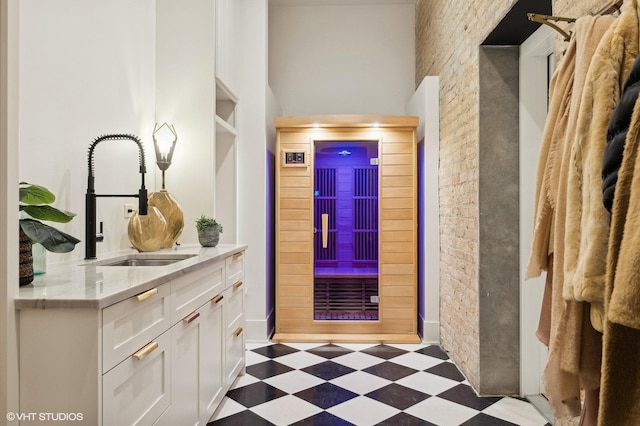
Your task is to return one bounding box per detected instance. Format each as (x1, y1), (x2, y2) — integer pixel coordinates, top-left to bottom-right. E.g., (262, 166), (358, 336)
(602, 55), (640, 214)
(563, 0), (640, 335)
(541, 16), (614, 418)
(600, 55), (640, 426)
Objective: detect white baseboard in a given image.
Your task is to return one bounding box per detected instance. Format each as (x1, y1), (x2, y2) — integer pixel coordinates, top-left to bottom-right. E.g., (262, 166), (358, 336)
(245, 309), (275, 342)
(421, 319), (440, 344)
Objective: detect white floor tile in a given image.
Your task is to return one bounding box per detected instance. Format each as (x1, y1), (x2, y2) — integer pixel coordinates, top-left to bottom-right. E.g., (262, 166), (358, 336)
(329, 371), (392, 395)
(245, 350), (270, 366)
(263, 369), (325, 394)
(246, 341), (272, 351)
(386, 343), (430, 352)
(482, 396), (549, 426)
(209, 396), (246, 421)
(405, 396), (479, 426)
(332, 351), (386, 370)
(273, 350), (328, 369)
(229, 373), (260, 390)
(390, 351), (443, 370)
(327, 395), (400, 426)
(334, 342), (379, 351)
(281, 342), (328, 351)
(396, 371), (459, 396)
(251, 395), (322, 425)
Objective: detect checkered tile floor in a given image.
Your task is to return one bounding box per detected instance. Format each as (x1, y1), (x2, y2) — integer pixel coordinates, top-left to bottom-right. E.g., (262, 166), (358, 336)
(207, 342), (551, 426)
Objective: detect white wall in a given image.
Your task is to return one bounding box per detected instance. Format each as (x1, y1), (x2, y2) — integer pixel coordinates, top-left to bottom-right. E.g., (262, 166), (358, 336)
(519, 26), (553, 396)
(156, 0), (216, 244)
(1, 0), (20, 419)
(18, 0), (157, 260)
(238, 0), (282, 342)
(268, 2), (415, 116)
(408, 76), (440, 343)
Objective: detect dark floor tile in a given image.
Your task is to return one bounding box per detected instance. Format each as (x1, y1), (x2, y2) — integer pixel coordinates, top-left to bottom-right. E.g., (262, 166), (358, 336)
(363, 361), (417, 381)
(425, 361), (466, 382)
(294, 382), (358, 409)
(291, 411), (356, 426)
(208, 409), (276, 425)
(415, 345), (449, 360)
(437, 384), (500, 411)
(307, 343), (354, 359)
(375, 412), (438, 426)
(225, 382), (288, 408)
(246, 360), (295, 380)
(301, 360), (356, 380)
(361, 344), (408, 360)
(365, 383), (430, 410)
(251, 343), (300, 359)
(460, 413), (518, 426)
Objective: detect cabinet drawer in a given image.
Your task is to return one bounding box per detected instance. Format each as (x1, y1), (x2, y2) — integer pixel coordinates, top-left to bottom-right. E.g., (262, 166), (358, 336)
(103, 332), (170, 426)
(171, 260), (225, 324)
(103, 285), (171, 372)
(225, 251), (245, 288)
(225, 327), (245, 386)
(224, 281), (245, 339)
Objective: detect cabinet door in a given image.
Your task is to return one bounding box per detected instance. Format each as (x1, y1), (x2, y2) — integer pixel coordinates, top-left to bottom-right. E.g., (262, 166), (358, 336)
(224, 283), (245, 386)
(103, 332), (171, 426)
(200, 293), (225, 424)
(156, 311), (203, 426)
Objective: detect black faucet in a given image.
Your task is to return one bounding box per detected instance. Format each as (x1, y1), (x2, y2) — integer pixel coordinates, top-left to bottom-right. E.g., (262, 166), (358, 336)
(85, 134), (148, 260)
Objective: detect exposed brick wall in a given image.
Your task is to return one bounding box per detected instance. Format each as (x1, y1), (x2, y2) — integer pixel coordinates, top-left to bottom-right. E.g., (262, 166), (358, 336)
(416, 0), (611, 389)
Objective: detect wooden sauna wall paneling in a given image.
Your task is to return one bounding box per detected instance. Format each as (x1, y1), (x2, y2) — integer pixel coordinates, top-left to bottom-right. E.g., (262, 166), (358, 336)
(276, 133), (314, 331)
(275, 124), (417, 338)
(379, 129), (417, 335)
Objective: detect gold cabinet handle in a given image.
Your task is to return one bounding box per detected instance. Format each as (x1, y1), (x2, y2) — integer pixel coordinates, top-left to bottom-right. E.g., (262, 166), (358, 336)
(233, 327), (243, 337)
(211, 294), (224, 304)
(233, 252), (243, 260)
(136, 288), (158, 301)
(183, 311), (200, 324)
(321, 213), (328, 248)
(233, 281), (243, 289)
(133, 341), (158, 360)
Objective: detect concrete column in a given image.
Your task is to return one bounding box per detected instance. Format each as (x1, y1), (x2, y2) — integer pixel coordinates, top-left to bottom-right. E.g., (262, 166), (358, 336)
(478, 46), (520, 395)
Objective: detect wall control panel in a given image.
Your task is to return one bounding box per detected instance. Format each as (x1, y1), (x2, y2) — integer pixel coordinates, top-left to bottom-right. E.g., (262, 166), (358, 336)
(282, 150), (308, 167)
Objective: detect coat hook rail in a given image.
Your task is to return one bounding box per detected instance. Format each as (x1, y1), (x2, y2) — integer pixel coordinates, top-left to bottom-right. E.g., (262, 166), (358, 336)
(528, 0), (624, 43)
(527, 13), (575, 41)
(594, 0), (624, 15)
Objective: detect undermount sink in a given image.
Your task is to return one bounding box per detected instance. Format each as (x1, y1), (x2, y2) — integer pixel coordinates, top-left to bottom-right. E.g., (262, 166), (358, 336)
(86, 253), (197, 267)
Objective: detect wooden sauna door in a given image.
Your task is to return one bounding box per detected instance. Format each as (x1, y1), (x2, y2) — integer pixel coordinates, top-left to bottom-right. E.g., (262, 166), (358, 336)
(274, 115), (419, 343)
(313, 141), (379, 321)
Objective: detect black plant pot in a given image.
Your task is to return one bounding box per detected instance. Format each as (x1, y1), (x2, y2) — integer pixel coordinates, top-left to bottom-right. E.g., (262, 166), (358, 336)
(19, 228), (34, 286)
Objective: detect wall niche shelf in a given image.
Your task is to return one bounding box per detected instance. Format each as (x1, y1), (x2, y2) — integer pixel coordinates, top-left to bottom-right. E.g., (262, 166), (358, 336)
(216, 78), (238, 132)
(215, 115), (237, 136)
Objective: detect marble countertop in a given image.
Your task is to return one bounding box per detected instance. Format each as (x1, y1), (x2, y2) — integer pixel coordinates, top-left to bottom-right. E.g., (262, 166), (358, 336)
(16, 244), (248, 310)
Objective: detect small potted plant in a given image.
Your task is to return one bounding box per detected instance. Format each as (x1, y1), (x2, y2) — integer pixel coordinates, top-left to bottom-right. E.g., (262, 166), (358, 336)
(195, 214), (223, 247)
(19, 182), (81, 285)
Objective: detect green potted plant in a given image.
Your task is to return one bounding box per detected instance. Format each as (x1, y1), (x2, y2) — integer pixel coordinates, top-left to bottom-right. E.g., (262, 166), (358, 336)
(19, 182), (80, 285)
(195, 214), (223, 247)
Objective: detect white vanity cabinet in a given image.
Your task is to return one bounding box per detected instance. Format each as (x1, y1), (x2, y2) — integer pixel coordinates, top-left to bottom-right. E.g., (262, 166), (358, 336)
(17, 247), (246, 426)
